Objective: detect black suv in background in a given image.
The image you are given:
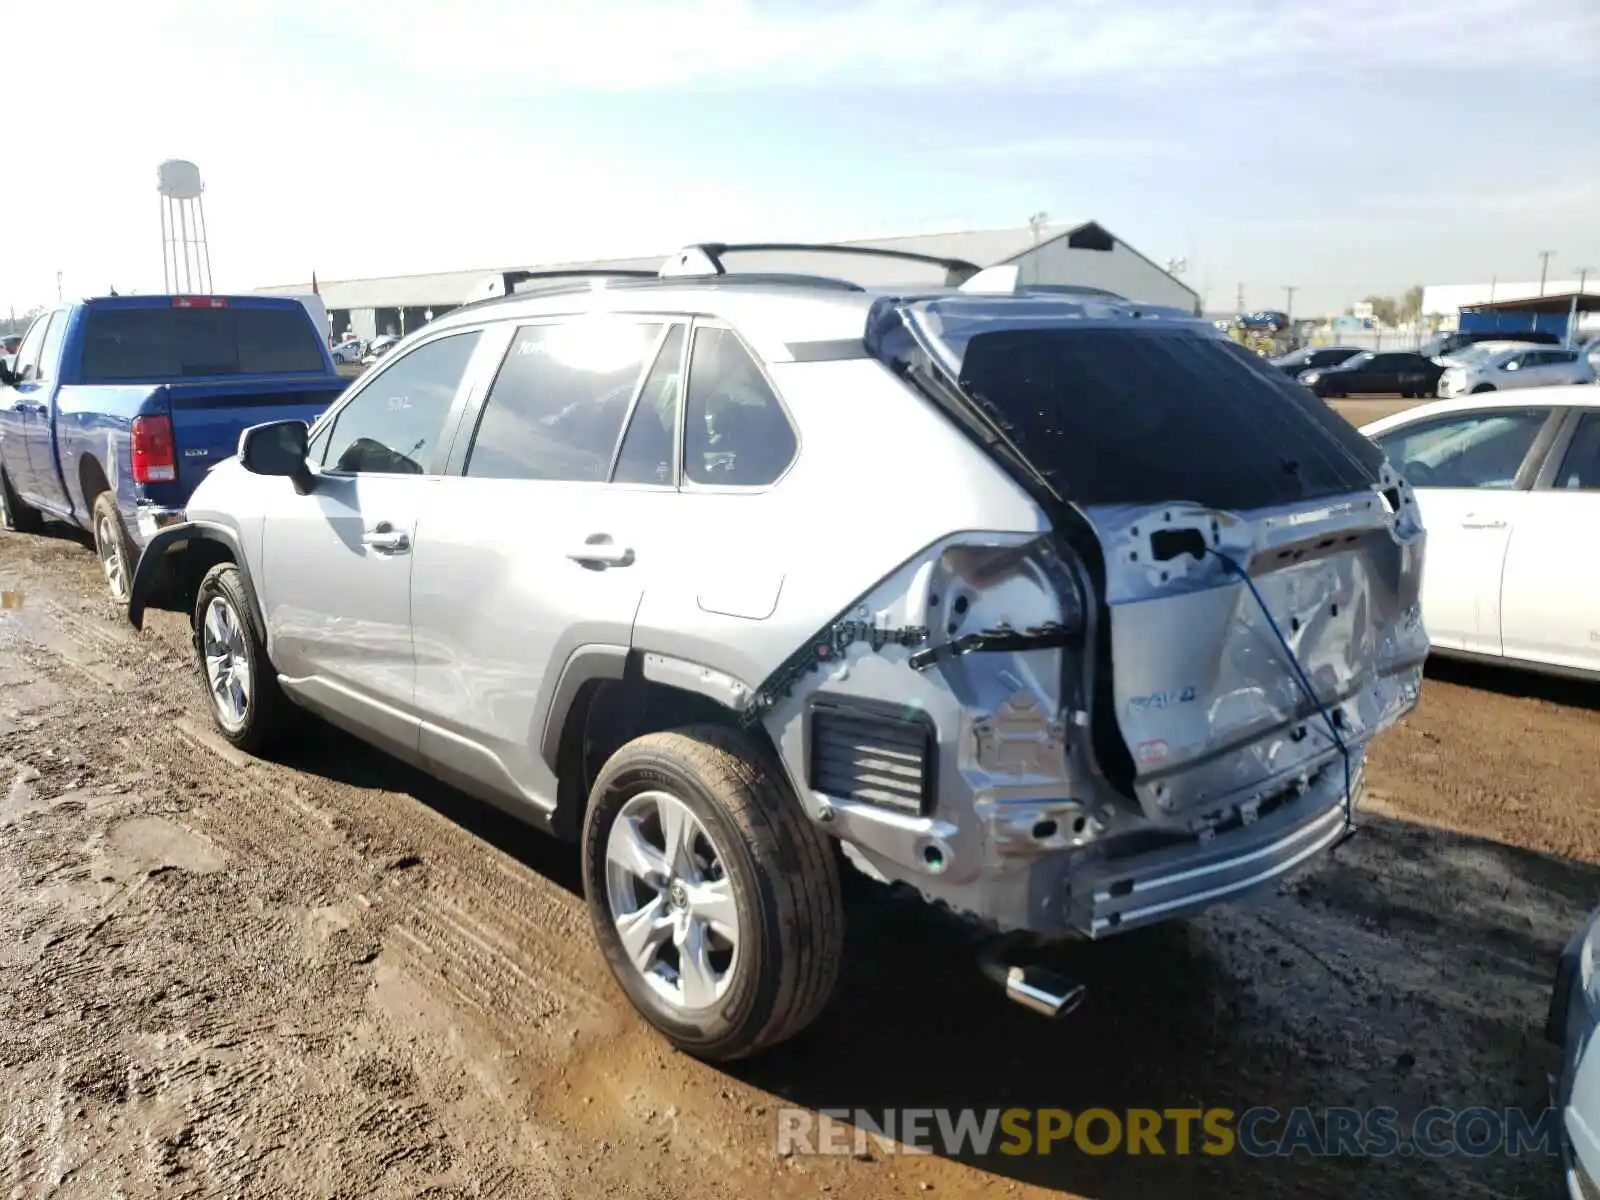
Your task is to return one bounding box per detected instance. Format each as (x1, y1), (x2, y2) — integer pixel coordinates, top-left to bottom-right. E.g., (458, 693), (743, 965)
(1269, 345), (1366, 376)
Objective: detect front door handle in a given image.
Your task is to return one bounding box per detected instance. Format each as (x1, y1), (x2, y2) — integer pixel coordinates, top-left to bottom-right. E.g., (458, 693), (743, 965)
(567, 534), (634, 568)
(1460, 516), (1507, 530)
(362, 522), (411, 553)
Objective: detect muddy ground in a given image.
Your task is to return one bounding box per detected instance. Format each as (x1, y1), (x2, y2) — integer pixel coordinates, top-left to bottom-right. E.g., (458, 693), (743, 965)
(2, 433), (1597, 1198)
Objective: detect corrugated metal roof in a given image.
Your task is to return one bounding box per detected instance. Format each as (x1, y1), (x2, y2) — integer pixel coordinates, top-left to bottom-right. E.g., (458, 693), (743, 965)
(253, 222), (1141, 310)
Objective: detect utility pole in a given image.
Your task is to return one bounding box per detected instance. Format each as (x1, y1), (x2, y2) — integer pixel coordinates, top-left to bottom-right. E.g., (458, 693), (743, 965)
(1235, 282), (1245, 316)
(1283, 285), (1297, 324)
(56, 272), (63, 302)
(1537, 250), (1555, 296)
(1566, 266), (1591, 347)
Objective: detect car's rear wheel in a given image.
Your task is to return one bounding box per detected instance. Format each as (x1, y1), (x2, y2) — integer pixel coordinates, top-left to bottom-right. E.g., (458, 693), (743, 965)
(193, 563), (292, 752)
(91, 492), (137, 603)
(581, 725), (844, 1062)
(1471, 383), (1497, 393)
(0, 465), (43, 534)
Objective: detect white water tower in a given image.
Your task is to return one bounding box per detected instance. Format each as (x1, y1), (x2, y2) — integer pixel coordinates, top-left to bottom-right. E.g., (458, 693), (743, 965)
(158, 159), (213, 293)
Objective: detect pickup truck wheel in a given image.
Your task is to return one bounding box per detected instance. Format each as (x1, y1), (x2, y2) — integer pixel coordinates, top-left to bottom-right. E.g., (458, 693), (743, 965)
(91, 493), (137, 603)
(193, 563), (291, 752)
(0, 465), (43, 534)
(582, 725), (844, 1062)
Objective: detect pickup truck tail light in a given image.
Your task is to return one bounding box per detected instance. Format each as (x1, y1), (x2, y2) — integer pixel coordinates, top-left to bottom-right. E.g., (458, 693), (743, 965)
(172, 296), (228, 308)
(131, 415), (177, 483)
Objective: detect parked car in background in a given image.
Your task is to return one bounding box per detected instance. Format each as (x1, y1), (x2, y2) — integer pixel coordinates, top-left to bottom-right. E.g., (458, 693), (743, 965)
(1436, 345), (1594, 398)
(1269, 345), (1365, 376)
(1360, 386), (1600, 679)
(128, 246), (1427, 1063)
(1549, 903), (1600, 1200)
(360, 334), (398, 364)
(331, 338), (365, 364)
(0, 295), (347, 601)
(1419, 328), (1560, 361)
(1301, 350), (1445, 398)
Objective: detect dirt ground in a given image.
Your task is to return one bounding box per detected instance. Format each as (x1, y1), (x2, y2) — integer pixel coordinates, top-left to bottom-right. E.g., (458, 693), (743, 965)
(3, 440), (1596, 1198)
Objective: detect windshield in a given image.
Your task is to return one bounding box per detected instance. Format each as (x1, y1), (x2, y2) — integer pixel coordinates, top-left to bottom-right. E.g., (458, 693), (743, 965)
(80, 306), (327, 381)
(870, 299), (1385, 511)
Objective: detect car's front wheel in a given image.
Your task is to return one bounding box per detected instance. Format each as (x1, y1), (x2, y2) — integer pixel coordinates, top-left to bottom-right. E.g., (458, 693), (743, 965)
(192, 563), (292, 752)
(581, 726), (844, 1062)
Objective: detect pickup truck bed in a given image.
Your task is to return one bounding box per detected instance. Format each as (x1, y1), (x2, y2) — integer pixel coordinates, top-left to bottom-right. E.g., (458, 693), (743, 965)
(0, 294), (346, 599)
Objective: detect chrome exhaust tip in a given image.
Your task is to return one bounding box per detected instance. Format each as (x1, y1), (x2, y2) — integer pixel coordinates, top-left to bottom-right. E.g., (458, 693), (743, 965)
(1000, 964), (1086, 1019)
(978, 939), (1086, 1019)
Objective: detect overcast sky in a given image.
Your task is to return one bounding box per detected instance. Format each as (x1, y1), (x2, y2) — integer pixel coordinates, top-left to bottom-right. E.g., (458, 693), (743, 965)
(6, 0), (1597, 317)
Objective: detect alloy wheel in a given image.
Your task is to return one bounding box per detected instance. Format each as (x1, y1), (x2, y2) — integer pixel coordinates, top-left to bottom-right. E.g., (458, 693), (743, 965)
(603, 789), (740, 1011)
(201, 597), (252, 731)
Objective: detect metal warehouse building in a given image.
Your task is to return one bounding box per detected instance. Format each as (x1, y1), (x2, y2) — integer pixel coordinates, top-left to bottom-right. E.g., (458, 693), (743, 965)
(255, 220), (1200, 343)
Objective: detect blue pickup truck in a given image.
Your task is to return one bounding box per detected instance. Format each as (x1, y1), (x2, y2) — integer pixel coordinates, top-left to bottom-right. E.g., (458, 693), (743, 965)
(0, 294), (346, 600)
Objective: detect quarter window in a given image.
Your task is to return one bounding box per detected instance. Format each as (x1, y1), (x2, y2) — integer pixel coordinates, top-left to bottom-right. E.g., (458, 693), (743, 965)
(465, 317), (664, 482)
(1374, 409), (1549, 489)
(683, 327), (796, 487)
(321, 331), (481, 475)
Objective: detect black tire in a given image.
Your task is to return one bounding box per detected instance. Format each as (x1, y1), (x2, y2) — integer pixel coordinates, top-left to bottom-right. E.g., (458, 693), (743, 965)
(1471, 383), (1496, 394)
(90, 491), (139, 604)
(0, 463), (43, 534)
(581, 725), (844, 1062)
(192, 563), (292, 752)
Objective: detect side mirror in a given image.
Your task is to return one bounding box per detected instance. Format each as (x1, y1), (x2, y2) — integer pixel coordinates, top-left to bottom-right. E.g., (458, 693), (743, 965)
(0, 361), (16, 387)
(1503, 360), (1520, 372)
(239, 419), (312, 490)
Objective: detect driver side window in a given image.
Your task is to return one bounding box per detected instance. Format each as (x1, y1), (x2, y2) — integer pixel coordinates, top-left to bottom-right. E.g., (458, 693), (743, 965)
(320, 331), (481, 475)
(1375, 409), (1549, 489)
(7, 314), (51, 384)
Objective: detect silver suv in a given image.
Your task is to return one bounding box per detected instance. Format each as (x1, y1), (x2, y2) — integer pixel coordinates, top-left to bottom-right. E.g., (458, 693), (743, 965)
(128, 244), (1429, 1061)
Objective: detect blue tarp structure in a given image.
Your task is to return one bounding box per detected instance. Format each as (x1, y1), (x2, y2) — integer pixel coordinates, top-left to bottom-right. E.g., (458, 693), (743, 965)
(1457, 292), (1600, 342)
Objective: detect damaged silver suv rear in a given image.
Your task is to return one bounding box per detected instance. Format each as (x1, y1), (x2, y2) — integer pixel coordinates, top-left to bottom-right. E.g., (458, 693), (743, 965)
(132, 244), (1426, 1062)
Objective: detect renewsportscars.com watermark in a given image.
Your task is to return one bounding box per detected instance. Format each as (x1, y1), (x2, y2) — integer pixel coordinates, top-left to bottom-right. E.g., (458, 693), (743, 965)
(776, 1106), (1565, 1159)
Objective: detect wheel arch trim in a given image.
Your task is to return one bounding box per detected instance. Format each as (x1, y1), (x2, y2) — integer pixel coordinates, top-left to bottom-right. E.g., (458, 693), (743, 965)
(127, 520), (265, 639)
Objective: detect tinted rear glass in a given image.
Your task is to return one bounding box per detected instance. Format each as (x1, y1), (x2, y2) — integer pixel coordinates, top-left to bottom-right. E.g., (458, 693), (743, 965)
(951, 327), (1385, 510)
(79, 306), (326, 381)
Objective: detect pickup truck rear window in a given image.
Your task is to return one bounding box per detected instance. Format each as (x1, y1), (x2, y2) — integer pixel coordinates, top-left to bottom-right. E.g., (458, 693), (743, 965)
(952, 327), (1385, 511)
(79, 307), (327, 381)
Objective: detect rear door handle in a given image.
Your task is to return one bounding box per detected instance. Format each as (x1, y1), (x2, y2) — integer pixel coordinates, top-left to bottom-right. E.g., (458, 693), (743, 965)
(1460, 516), (1507, 530)
(567, 534), (634, 568)
(362, 522), (411, 553)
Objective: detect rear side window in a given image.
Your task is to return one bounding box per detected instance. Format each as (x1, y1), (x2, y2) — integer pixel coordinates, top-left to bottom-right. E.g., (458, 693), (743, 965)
(945, 328), (1386, 510)
(683, 327), (797, 487)
(465, 317), (663, 482)
(79, 306), (327, 380)
(1555, 413), (1600, 490)
(612, 325), (685, 486)
(35, 313), (68, 384)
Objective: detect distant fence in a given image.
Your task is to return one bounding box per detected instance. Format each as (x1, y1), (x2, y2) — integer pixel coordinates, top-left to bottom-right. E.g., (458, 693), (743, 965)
(1228, 327), (1427, 356)
(1300, 329), (1425, 353)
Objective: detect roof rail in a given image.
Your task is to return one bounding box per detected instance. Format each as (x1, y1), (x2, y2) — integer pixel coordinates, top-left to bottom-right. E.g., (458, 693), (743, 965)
(660, 242), (982, 287)
(467, 267), (659, 305)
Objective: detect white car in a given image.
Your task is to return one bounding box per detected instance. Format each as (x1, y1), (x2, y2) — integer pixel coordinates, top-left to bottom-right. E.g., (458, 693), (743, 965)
(331, 339), (365, 364)
(1361, 386), (1600, 679)
(1436, 345), (1594, 398)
